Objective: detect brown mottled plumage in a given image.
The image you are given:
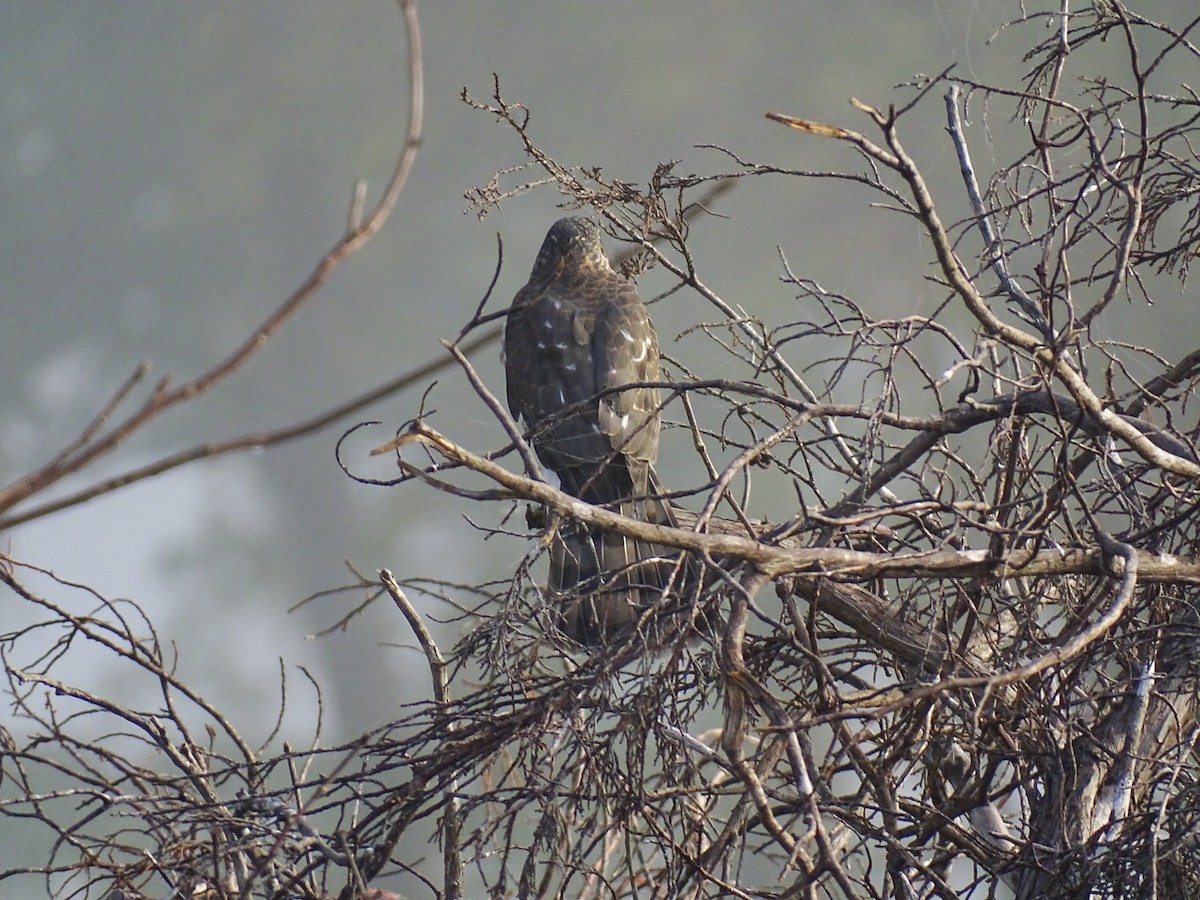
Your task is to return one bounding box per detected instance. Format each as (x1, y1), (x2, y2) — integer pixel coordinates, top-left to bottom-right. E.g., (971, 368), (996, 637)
(504, 217), (682, 644)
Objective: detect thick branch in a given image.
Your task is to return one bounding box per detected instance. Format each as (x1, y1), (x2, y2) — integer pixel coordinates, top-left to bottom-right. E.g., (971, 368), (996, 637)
(373, 420), (1200, 584)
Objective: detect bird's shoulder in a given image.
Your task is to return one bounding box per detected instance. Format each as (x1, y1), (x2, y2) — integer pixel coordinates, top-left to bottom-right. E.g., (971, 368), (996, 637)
(511, 264), (646, 338)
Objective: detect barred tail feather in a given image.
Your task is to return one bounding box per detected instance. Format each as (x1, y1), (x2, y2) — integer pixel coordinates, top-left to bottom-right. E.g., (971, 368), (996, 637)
(550, 492), (698, 646)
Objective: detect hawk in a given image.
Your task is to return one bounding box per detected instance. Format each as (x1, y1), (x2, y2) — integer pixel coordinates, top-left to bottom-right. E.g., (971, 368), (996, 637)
(504, 217), (685, 644)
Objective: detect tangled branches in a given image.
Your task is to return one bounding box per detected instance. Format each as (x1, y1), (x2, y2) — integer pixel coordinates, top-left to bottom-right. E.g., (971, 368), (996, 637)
(6, 3), (1200, 899)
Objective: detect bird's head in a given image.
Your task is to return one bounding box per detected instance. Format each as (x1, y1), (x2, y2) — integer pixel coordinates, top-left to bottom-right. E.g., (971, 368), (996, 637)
(529, 216), (611, 282)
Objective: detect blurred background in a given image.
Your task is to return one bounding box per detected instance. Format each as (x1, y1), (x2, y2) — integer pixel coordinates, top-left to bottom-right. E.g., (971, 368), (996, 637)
(2, 1), (1000, 725)
(9, 4), (1182, 889)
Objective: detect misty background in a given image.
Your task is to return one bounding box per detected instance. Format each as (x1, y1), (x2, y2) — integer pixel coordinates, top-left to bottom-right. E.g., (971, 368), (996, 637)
(7, 4), (1185, 889)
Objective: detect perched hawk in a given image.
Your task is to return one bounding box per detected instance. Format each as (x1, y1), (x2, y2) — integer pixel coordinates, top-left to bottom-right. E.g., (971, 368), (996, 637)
(504, 217), (684, 644)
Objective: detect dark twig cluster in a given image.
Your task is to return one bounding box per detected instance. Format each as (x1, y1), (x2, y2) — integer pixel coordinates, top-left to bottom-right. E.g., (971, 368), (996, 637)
(6, 3), (1200, 899)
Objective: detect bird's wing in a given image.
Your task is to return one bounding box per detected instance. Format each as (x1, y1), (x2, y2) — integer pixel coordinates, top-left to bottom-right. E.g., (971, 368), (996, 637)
(505, 282), (612, 476)
(592, 277), (662, 476)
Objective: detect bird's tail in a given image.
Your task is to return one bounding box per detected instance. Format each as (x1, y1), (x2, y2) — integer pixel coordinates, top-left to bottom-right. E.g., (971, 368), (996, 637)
(550, 478), (699, 646)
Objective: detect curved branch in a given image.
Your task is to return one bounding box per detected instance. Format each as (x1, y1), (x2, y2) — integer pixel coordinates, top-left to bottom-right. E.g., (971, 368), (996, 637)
(377, 419), (1200, 584)
(0, 0), (425, 521)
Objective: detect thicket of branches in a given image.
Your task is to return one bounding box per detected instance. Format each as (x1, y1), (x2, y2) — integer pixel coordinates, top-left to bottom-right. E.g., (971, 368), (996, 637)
(5, 3), (1200, 898)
